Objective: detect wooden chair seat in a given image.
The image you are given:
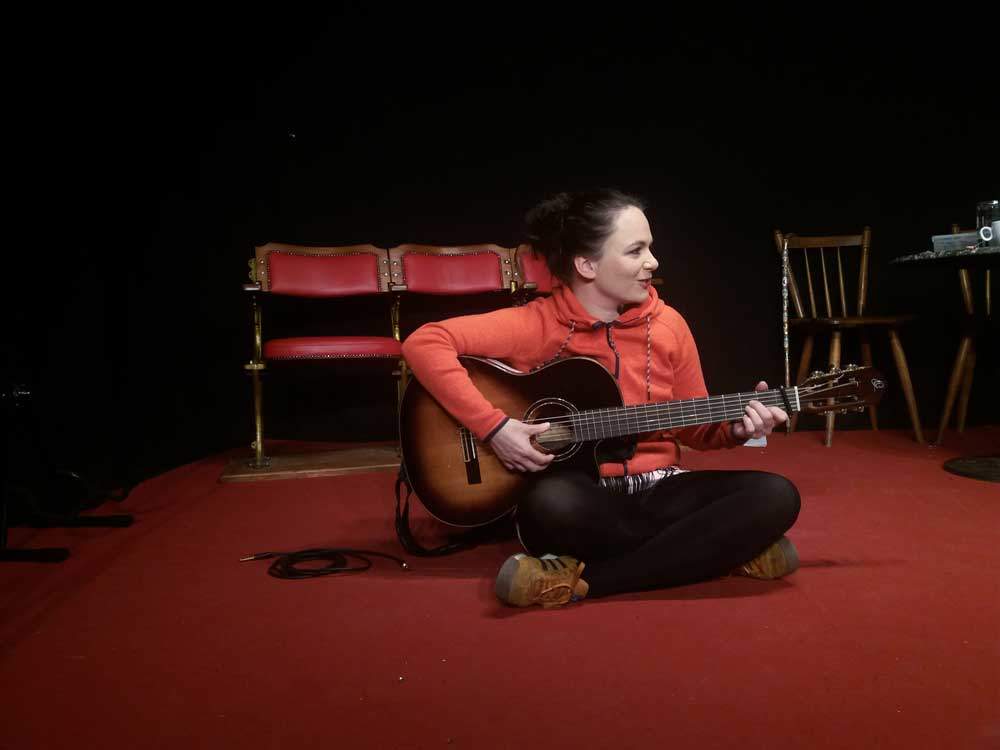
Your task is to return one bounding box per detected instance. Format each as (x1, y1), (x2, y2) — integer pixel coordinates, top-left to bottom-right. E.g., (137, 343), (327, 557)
(790, 314), (916, 329)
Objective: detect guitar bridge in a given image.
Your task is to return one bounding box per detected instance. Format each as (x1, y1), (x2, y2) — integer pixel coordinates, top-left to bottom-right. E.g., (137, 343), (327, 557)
(459, 427), (482, 485)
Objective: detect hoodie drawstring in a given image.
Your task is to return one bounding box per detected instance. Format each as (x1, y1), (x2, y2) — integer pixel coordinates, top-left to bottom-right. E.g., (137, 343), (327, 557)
(645, 314), (653, 402)
(531, 321), (577, 372)
(532, 315), (652, 402)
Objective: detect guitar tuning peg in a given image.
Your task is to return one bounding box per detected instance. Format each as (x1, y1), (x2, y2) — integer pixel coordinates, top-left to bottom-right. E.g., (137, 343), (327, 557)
(810, 370), (824, 378)
(844, 363), (859, 371)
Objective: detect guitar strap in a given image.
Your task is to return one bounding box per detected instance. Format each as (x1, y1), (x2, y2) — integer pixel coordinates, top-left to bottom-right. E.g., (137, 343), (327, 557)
(393, 464), (513, 557)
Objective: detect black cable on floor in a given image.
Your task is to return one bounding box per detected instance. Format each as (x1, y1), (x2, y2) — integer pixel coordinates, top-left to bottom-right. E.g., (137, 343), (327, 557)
(240, 548), (409, 579)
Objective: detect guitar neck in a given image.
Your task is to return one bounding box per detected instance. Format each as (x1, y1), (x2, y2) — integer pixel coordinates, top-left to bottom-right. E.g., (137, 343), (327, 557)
(568, 387), (801, 441)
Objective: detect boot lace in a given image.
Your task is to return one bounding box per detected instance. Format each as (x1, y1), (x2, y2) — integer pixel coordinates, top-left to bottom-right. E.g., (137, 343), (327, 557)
(532, 562), (585, 605)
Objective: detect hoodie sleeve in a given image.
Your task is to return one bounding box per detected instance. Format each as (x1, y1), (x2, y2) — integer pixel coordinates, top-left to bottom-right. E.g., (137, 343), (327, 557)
(400, 305), (548, 441)
(663, 312), (741, 451)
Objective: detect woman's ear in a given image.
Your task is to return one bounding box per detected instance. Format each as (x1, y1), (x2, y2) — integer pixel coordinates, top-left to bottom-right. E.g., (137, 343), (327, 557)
(573, 254), (598, 280)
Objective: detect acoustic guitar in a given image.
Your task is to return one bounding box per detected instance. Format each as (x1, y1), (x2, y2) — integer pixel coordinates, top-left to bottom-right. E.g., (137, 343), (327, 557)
(400, 356), (885, 527)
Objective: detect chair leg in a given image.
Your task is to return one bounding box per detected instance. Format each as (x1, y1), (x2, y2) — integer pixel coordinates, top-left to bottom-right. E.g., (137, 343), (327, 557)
(790, 333), (814, 434)
(245, 293), (270, 469)
(396, 360), (409, 414)
(936, 336), (972, 444)
(393, 359), (409, 458)
(956, 341), (976, 433)
(246, 366), (270, 469)
(887, 329), (924, 445)
(860, 333), (878, 431)
(824, 331), (842, 447)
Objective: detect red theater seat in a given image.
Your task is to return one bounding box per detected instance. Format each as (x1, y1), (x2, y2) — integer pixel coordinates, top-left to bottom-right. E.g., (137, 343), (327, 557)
(511, 243), (556, 302)
(386, 243), (516, 404)
(387, 244), (515, 294)
(242, 241), (529, 470)
(243, 243), (402, 468)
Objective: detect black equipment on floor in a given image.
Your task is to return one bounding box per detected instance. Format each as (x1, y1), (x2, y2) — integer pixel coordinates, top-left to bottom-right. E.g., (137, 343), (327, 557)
(1, 381), (133, 562)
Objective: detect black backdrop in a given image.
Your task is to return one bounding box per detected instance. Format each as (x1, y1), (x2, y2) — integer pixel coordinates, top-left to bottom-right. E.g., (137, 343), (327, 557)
(6, 8), (998, 490)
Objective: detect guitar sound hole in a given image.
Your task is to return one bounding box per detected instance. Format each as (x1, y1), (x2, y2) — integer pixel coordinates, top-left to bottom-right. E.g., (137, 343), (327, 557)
(524, 398), (581, 461)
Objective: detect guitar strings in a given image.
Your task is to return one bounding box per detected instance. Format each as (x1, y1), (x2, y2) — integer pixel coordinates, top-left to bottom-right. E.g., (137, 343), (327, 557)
(525, 397), (789, 427)
(518, 387), (831, 429)
(528, 395), (793, 441)
(463, 381), (862, 446)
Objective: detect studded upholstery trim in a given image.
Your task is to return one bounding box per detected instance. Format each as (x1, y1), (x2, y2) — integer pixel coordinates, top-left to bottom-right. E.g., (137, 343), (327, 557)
(265, 353), (401, 360)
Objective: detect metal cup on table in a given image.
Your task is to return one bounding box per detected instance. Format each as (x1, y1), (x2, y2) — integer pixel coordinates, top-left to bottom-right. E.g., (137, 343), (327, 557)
(975, 199), (999, 247)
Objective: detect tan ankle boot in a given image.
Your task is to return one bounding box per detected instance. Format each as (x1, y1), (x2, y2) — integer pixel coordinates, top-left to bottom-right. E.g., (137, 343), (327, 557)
(734, 536), (799, 580)
(495, 554), (589, 607)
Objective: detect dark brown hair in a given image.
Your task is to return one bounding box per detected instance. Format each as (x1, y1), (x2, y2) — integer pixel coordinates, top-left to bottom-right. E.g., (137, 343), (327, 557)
(524, 189), (646, 283)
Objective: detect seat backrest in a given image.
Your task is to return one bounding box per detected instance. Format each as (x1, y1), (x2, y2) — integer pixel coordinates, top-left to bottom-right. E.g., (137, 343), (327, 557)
(512, 244), (555, 294)
(254, 242), (392, 297)
(773, 227), (872, 319)
(388, 244), (514, 294)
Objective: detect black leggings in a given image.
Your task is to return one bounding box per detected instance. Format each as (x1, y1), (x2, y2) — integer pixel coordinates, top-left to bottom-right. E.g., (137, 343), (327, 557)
(515, 470), (801, 597)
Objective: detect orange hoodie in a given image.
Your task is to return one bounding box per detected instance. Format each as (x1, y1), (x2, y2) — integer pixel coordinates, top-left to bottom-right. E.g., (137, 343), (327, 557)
(400, 284), (739, 477)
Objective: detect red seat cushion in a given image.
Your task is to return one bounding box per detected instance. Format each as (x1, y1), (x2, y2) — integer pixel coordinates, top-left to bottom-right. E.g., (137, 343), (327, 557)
(401, 253), (503, 294)
(268, 252), (382, 297)
(264, 336), (402, 360)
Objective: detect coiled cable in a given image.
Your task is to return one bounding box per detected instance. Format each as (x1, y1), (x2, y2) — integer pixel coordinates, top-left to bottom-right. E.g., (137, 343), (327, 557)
(241, 548), (409, 579)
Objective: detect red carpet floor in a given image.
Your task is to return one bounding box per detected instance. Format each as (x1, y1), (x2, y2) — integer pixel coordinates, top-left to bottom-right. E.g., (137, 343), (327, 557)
(2, 427), (998, 749)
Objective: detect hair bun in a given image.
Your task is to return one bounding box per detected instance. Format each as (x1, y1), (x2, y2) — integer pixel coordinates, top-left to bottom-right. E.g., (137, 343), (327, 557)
(524, 192), (572, 253)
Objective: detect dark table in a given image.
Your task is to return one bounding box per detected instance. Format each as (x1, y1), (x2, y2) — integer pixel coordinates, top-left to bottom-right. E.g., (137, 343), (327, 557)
(891, 245), (998, 482)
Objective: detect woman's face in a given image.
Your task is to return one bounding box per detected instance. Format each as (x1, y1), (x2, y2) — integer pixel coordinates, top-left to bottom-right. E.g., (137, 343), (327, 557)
(579, 205), (659, 309)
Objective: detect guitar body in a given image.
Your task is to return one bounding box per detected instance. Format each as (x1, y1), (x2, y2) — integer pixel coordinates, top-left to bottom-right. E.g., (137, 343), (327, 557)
(399, 356), (632, 527)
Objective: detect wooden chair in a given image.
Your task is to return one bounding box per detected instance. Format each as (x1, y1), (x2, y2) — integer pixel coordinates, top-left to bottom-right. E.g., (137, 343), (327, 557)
(243, 242), (402, 469)
(773, 227), (924, 446)
(935, 224), (992, 443)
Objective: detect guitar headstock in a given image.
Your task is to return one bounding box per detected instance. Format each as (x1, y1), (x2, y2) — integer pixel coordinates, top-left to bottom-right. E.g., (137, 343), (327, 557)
(798, 365), (886, 415)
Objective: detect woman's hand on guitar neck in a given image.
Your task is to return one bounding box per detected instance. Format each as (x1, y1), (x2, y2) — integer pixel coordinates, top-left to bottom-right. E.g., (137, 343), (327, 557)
(730, 381), (788, 441)
(489, 419), (555, 473)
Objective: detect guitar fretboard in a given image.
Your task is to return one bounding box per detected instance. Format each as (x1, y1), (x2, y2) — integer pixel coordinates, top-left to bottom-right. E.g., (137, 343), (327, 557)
(566, 388), (800, 441)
